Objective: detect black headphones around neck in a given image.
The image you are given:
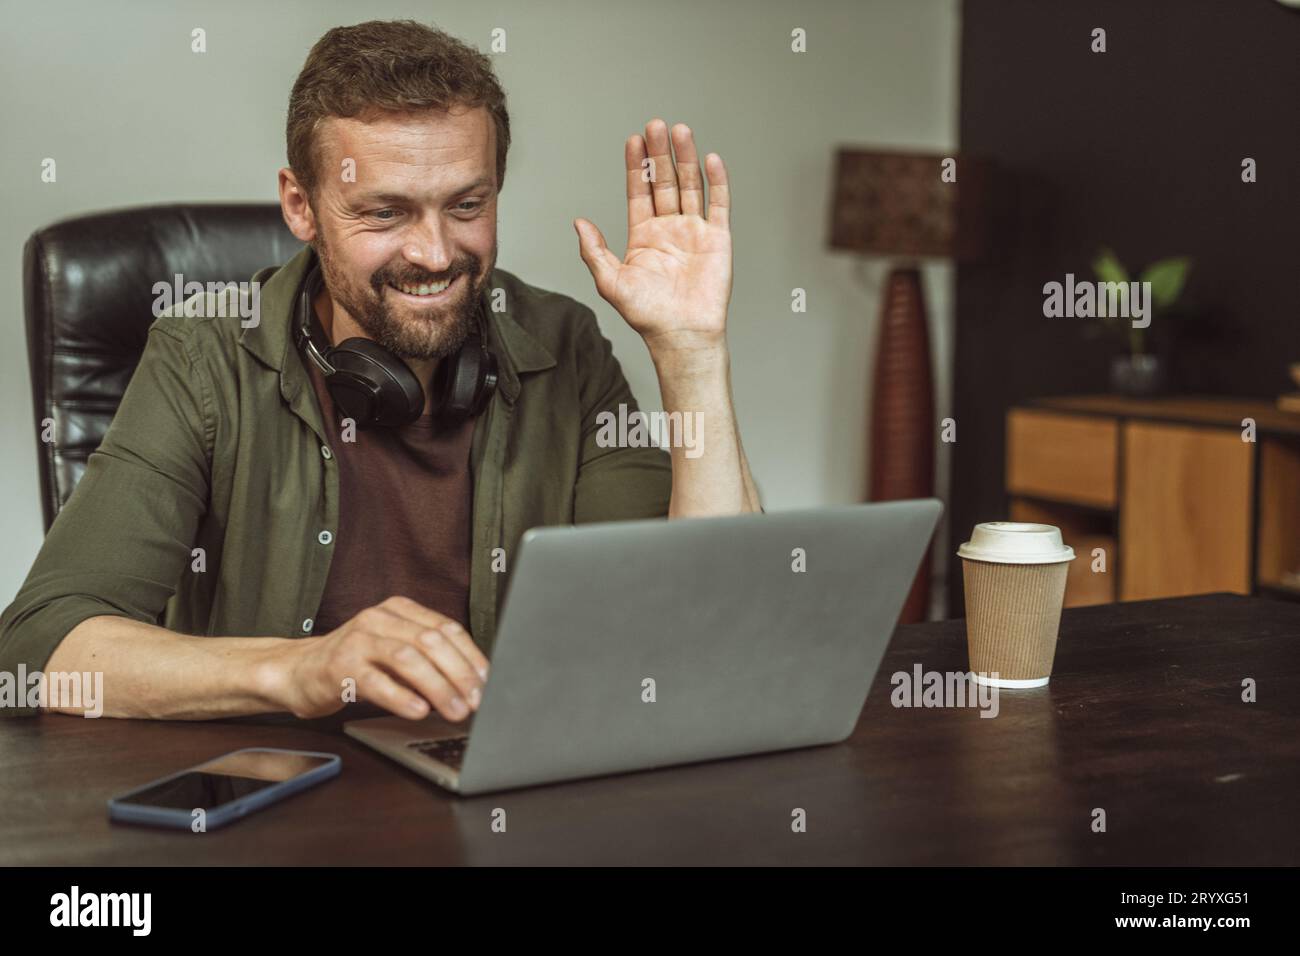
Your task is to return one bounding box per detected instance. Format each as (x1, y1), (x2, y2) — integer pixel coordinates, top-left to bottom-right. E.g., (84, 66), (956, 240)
(292, 254), (498, 429)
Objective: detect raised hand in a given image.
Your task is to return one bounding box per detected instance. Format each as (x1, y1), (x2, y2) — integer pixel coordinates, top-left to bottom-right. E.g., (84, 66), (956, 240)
(574, 119), (733, 355)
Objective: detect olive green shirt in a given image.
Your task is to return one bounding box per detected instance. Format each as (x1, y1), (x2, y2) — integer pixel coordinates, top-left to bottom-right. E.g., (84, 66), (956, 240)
(0, 245), (671, 716)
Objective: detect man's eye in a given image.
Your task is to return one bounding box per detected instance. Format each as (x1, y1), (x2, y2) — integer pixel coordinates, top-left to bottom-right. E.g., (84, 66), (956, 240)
(371, 209), (399, 221)
(456, 201), (481, 212)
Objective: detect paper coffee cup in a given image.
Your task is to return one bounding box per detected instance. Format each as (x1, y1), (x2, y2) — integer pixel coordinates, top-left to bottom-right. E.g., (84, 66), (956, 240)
(957, 522), (1075, 689)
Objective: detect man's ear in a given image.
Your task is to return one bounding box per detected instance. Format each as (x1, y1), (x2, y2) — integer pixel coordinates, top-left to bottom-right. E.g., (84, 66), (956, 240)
(278, 167), (317, 243)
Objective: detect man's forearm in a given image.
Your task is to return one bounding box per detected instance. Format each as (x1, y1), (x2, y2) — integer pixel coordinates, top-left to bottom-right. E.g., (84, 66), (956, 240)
(650, 342), (760, 517)
(42, 616), (294, 720)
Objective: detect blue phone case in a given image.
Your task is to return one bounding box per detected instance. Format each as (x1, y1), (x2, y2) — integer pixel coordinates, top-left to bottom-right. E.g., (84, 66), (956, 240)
(107, 747), (341, 830)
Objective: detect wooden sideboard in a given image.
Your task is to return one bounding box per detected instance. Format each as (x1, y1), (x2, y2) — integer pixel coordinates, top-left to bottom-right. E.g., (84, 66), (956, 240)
(1005, 395), (1300, 607)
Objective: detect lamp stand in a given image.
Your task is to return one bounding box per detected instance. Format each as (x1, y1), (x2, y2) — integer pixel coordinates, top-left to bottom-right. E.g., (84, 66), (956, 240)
(868, 264), (935, 624)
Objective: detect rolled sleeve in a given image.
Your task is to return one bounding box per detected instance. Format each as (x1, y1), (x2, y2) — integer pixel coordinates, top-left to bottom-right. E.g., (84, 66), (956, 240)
(0, 322), (212, 715)
(571, 310), (672, 524)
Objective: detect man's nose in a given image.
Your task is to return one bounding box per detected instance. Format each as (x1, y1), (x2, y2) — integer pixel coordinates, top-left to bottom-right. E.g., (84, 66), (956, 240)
(402, 220), (454, 275)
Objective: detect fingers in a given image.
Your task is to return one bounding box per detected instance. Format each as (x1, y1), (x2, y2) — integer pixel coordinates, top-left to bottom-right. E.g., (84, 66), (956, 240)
(357, 665), (435, 720)
(642, 118), (680, 216)
(627, 120), (727, 226)
(370, 634), (469, 722)
(625, 135), (656, 233)
(670, 123), (706, 217)
(411, 629), (484, 712)
(379, 596), (489, 680)
(427, 623), (488, 685)
(704, 151), (730, 229)
(353, 601), (485, 720)
(366, 606), (482, 709)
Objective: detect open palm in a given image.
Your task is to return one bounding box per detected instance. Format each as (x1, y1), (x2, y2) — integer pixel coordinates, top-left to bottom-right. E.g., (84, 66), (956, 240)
(575, 120), (733, 351)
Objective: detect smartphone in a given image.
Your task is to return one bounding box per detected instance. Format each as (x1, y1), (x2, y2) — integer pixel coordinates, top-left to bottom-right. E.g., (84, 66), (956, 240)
(108, 747), (340, 830)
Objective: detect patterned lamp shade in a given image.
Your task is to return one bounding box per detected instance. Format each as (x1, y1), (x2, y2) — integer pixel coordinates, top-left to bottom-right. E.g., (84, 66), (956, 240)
(827, 149), (990, 261)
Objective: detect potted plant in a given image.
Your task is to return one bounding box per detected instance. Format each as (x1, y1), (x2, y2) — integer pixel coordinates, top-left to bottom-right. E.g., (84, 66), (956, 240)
(1090, 248), (1191, 396)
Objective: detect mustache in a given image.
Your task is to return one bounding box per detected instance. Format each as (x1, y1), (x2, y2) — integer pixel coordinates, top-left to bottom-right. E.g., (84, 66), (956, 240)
(372, 259), (478, 290)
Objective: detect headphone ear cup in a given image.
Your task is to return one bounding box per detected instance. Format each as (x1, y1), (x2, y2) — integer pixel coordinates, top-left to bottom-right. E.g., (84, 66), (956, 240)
(327, 338), (425, 427)
(433, 338), (498, 425)
(475, 348), (499, 416)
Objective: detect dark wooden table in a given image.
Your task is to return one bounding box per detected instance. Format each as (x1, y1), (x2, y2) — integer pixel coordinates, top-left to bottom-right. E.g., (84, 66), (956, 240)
(1, 593), (1296, 865)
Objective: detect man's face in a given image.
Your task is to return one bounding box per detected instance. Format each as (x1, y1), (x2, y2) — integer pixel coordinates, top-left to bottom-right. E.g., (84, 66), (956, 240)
(306, 106), (498, 360)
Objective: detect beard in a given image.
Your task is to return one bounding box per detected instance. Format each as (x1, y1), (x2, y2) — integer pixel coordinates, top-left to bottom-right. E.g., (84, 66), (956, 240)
(313, 233), (494, 361)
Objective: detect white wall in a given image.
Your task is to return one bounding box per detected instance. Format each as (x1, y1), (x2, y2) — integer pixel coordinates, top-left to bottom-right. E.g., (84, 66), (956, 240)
(0, 0), (959, 609)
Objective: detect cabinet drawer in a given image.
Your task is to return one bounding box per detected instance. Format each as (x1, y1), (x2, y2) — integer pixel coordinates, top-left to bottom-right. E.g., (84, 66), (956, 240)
(1119, 422), (1253, 600)
(1006, 409), (1118, 508)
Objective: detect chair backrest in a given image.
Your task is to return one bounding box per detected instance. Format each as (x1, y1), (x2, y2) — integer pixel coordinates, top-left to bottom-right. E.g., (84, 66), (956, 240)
(23, 203), (299, 531)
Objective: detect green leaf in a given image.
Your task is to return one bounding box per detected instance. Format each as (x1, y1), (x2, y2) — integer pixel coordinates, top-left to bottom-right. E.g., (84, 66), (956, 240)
(1141, 257), (1191, 309)
(1092, 247), (1129, 287)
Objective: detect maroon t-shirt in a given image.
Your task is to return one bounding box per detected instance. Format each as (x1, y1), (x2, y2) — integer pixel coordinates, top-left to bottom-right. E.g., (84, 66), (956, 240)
(302, 355), (476, 635)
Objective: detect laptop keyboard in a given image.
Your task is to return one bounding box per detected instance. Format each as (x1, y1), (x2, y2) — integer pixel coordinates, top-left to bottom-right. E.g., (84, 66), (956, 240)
(408, 735), (470, 770)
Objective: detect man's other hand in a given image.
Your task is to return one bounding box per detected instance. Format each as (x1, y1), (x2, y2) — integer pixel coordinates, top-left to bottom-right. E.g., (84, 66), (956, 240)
(267, 596), (489, 721)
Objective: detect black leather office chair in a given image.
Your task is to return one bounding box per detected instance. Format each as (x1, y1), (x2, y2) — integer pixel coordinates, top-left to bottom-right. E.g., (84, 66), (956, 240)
(23, 203), (300, 531)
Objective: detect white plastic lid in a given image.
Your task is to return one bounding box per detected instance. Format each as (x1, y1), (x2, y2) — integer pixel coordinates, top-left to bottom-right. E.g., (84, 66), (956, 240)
(957, 521), (1075, 565)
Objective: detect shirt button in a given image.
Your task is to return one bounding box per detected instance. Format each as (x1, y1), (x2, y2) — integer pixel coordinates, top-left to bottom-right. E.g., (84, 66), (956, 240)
(320, 445), (333, 460)
(301, 618), (314, 634)
(318, 530), (333, 545)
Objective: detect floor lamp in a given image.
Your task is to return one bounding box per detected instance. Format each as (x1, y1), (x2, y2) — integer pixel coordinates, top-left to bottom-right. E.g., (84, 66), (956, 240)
(828, 149), (989, 623)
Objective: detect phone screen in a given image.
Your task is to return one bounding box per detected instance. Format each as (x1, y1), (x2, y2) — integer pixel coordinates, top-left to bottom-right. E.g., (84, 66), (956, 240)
(122, 750), (335, 811)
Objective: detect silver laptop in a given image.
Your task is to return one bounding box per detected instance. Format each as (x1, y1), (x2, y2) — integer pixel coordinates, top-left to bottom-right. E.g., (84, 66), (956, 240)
(344, 499), (942, 795)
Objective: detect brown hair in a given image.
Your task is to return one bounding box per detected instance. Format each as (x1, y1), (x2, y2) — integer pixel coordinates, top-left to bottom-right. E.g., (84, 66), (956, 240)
(286, 20), (510, 198)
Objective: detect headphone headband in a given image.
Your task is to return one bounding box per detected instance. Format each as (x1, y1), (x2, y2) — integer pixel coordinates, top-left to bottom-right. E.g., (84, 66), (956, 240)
(294, 259), (336, 376)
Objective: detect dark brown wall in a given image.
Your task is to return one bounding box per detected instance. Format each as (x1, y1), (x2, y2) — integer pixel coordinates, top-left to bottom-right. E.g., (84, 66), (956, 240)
(949, 0), (1300, 615)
